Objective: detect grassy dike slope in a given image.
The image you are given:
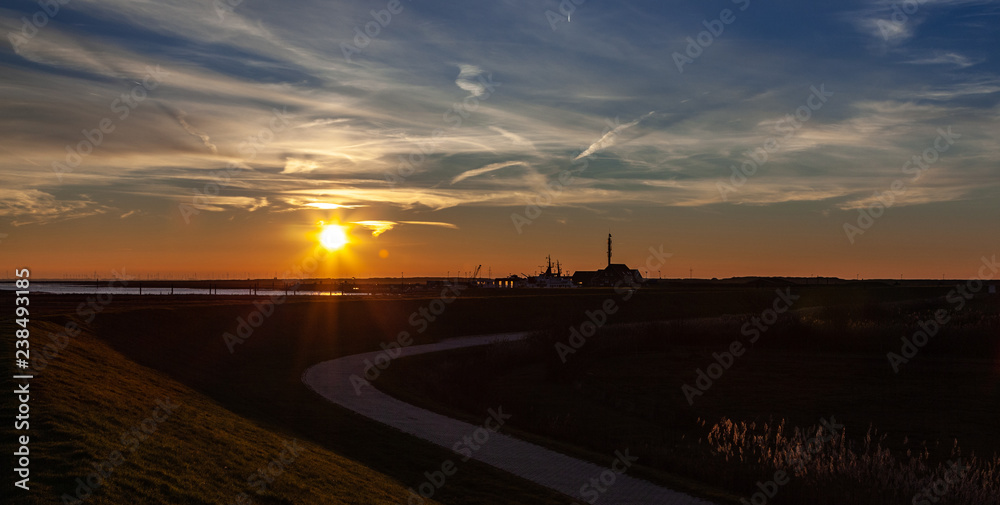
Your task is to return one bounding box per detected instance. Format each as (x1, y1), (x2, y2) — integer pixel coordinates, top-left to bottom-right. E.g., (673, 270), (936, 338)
(1, 316), (444, 505)
(5, 287), (952, 504)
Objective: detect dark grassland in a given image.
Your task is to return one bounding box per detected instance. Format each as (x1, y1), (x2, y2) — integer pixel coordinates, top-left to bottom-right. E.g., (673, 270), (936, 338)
(2, 285), (997, 504)
(377, 288), (1000, 504)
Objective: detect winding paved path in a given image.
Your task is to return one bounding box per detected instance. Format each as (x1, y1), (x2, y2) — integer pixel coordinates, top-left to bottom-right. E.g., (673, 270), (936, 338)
(302, 332), (717, 505)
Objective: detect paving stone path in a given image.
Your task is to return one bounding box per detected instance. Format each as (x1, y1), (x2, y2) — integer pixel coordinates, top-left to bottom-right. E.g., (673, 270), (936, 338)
(303, 332), (717, 505)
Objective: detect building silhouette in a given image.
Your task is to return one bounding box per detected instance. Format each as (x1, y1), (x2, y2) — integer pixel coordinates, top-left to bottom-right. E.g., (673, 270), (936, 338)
(571, 234), (642, 287)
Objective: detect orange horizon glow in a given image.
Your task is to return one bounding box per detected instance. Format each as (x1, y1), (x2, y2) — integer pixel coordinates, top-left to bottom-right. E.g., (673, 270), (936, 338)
(2, 201), (996, 282)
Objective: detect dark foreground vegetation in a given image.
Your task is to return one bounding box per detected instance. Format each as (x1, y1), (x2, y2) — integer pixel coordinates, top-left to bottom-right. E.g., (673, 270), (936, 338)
(377, 289), (1000, 504)
(2, 284), (997, 504)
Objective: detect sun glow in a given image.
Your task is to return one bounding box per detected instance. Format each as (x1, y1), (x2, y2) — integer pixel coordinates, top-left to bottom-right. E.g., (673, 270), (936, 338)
(318, 223), (349, 251)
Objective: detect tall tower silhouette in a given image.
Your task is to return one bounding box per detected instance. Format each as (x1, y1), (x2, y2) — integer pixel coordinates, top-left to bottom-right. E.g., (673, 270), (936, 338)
(607, 233), (612, 267)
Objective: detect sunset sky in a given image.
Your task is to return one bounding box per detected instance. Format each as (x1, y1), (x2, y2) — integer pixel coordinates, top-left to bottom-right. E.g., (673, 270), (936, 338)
(1, 0), (998, 279)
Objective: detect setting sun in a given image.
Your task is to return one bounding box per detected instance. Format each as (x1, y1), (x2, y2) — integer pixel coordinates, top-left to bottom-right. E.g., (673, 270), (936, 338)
(318, 223), (349, 251)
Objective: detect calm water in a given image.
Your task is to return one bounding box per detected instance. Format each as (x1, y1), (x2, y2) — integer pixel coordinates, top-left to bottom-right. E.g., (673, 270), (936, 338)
(0, 282), (368, 296)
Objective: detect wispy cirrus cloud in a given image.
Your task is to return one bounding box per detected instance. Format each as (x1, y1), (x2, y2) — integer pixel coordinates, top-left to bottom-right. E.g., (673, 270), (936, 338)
(352, 220), (397, 237)
(353, 219), (458, 237)
(174, 111), (218, 154)
(450, 161), (526, 184)
(574, 111), (655, 161)
(0, 189), (109, 226)
(0, 0), (997, 241)
(489, 126), (535, 148)
(302, 202), (363, 210)
(848, 0), (1000, 45)
(904, 52), (982, 68)
(400, 221), (459, 229)
(455, 64), (488, 97)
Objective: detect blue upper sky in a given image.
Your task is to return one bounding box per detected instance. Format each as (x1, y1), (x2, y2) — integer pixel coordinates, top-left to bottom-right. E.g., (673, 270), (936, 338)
(1, 0), (998, 277)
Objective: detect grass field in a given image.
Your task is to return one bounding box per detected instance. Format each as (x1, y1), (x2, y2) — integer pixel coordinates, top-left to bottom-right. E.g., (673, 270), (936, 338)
(3, 285), (998, 504)
(0, 293), (587, 505)
(0, 317), (448, 505)
(374, 288), (1000, 504)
